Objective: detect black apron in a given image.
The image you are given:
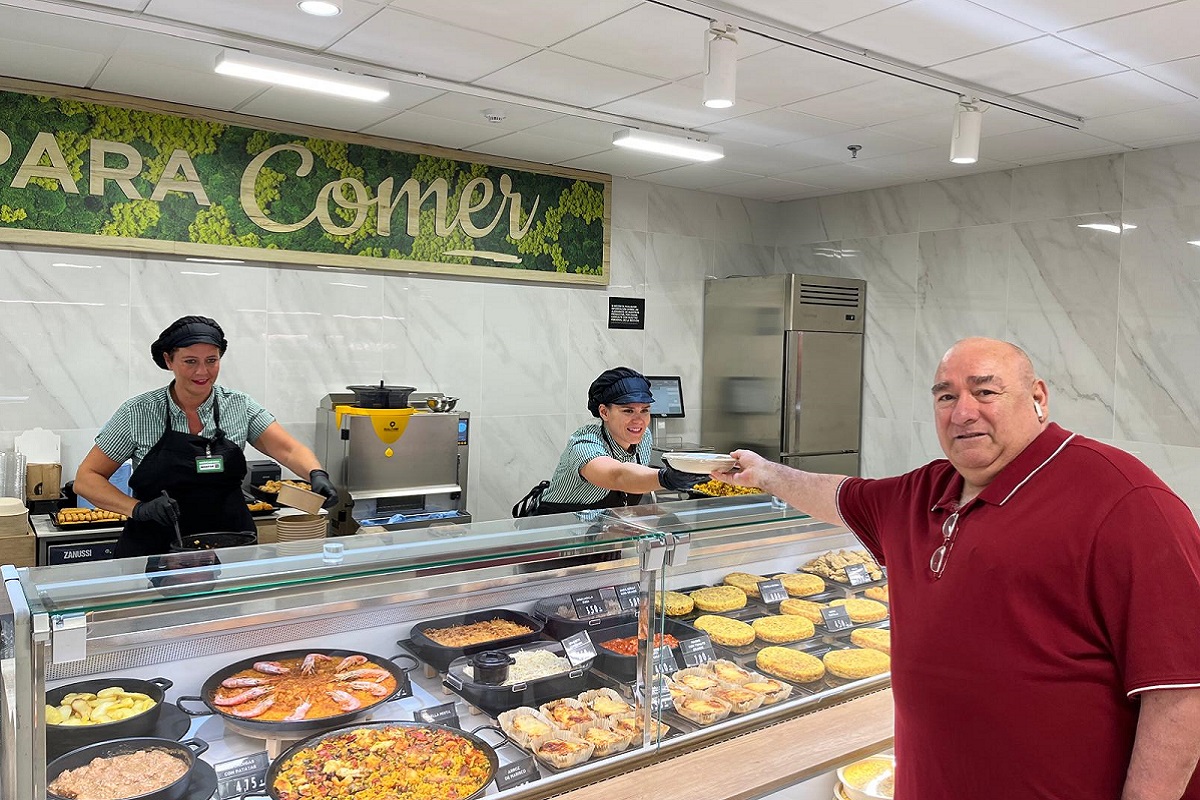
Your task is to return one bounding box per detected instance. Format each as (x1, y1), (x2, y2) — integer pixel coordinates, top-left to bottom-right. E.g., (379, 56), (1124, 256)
(518, 428), (644, 517)
(115, 387), (254, 557)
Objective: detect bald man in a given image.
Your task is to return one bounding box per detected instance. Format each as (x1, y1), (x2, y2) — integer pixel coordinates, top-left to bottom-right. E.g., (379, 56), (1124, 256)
(719, 338), (1200, 800)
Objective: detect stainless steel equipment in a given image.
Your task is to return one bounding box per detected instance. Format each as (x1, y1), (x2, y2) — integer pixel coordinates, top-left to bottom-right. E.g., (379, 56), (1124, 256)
(315, 390), (471, 531)
(701, 274), (866, 476)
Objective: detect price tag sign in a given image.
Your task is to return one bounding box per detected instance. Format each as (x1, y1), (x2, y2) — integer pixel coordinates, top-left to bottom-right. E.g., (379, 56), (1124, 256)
(649, 677), (675, 712)
(570, 590), (608, 620)
(615, 582), (641, 611)
(845, 564), (872, 586)
(415, 702), (460, 729)
(214, 751), (268, 800)
(679, 635), (716, 668)
(653, 643), (680, 675)
(394, 669), (413, 699)
(494, 756), (539, 790)
(561, 630), (598, 668)
(757, 578), (789, 605)
(821, 605), (855, 632)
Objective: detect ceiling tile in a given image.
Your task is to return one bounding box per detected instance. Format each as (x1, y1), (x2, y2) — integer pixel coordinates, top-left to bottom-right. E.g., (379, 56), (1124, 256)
(476, 51), (665, 108)
(730, 44), (875, 106)
(870, 106), (1049, 145)
(1021, 70), (1194, 119)
(1142, 56), (1200, 97)
(785, 76), (952, 127)
(523, 116), (624, 147)
(76, 0), (149, 10)
(236, 86), (407, 133)
(93, 55), (262, 110)
(560, 148), (702, 178)
(361, 110), (503, 149)
(406, 93), (559, 132)
(707, 140), (843, 174)
(327, 8), (537, 82)
(777, 162), (899, 191)
(635, 164), (763, 191)
(857, 146), (1017, 179)
(597, 82), (767, 129)
(0, 37), (106, 87)
(821, 0), (1042, 67)
(968, 0), (1181, 34)
(385, 0), (640, 47)
(776, 128), (929, 164)
(1058, 0), (1200, 68)
(1081, 100), (1200, 144)
(716, 0), (910, 34)
(467, 131), (606, 165)
(0, 5), (127, 54)
(710, 177), (830, 201)
(108, 28), (225, 71)
(143, 0), (382, 49)
(932, 35), (1124, 94)
(979, 124), (1124, 162)
(700, 108), (854, 147)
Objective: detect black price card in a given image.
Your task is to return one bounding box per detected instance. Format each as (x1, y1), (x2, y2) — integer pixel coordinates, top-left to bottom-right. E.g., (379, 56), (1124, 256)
(757, 578), (789, 605)
(649, 677), (675, 712)
(653, 643), (680, 675)
(562, 630), (598, 667)
(416, 702), (460, 729)
(679, 635), (716, 668)
(214, 751), (268, 800)
(570, 589), (608, 620)
(494, 756), (539, 790)
(820, 605), (855, 632)
(615, 582), (641, 611)
(845, 564), (872, 586)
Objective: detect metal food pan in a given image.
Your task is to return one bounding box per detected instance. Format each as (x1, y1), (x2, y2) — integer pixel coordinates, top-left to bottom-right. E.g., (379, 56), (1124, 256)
(404, 608), (544, 673)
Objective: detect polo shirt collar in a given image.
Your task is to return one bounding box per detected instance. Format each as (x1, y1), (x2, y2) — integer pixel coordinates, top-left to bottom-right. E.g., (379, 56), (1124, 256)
(931, 422), (1074, 511)
(167, 382), (216, 415)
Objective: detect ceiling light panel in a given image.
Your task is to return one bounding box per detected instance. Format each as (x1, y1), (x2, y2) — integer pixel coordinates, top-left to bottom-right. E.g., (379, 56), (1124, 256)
(612, 128), (724, 161)
(298, 1), (341, 16)
(215, 50), (390, 101)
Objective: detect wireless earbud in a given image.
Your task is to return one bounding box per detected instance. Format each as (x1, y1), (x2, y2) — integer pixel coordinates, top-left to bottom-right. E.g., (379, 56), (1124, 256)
(1034, 400), (1044, 421)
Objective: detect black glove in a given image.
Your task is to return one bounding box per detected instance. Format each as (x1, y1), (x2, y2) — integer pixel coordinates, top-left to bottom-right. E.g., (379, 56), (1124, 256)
(309, 469), (339, 509)
(658, 465), (706, 492)
(132, 495), (180, 527)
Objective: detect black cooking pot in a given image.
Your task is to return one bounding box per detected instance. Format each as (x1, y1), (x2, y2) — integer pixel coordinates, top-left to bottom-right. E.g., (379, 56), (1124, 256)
(345, 383), (416, 409)
(176, 649), (418, 737)
(47, 737), (207, 800)
(46, 677), (173, 757)
(170, 531), (257, 552)
(470, 650), (514, 686)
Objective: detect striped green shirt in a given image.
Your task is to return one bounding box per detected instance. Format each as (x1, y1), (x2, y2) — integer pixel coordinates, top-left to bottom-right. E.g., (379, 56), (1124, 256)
(540, 423), (654, 506)
(95, 384), (275, 469)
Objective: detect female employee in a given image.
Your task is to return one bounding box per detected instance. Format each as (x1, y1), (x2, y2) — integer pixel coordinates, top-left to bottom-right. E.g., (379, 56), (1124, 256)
(513, 367), (704, 516)
(74, 315), (338, 557)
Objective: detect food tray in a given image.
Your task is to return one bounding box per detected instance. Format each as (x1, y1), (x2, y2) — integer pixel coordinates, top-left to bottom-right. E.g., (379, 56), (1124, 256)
(442, 640), (597, 717)
(798, 568), (887, 593)
(672, 584), (773, 622)
(245, 502), (279, 518)
(745, 640), (839, 695)
(533, 593), (637, 640)
(500, 718), (675, 774)
(48, 513), (128, 531)
(589, 618), (716, 684)
(403, 608), (545, 673)
(701, 613), (825, 660)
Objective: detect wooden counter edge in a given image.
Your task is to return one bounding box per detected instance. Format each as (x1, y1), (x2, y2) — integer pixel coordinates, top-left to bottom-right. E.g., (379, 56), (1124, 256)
(550, 688), (894, 800)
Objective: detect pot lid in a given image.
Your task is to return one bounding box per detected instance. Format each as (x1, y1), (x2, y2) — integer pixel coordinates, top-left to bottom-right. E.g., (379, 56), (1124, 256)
(470, 650), (515, 667)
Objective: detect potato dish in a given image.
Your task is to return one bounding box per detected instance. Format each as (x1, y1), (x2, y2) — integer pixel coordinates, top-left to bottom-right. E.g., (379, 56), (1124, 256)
(46, 687), (156, 725)
(55, 508), (127, 525)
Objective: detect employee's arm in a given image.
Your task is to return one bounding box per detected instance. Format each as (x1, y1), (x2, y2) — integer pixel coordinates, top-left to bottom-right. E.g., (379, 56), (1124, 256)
(715, 449), (847, 526)
(74, 446), (140, 517)
(581, 456), (665, 494)
(252, 421), (323, 479)
(1122, 687), (1200, 800)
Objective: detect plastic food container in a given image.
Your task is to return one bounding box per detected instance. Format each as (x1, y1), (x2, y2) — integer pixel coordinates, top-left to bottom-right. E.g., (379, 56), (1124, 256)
(443, 640), (593, 717)
(470, 651), (514, 686)
(590, 618), (704, 683)
(837, 754), (896, 800)
(533, 593), (637, 640)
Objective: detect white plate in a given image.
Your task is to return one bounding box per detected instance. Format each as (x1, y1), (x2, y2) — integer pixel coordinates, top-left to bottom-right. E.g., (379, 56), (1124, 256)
(662, 452), (738, 474)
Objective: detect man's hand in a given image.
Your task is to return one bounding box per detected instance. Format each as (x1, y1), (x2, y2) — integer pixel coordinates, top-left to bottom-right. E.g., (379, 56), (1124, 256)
(713, 449), (849, 527)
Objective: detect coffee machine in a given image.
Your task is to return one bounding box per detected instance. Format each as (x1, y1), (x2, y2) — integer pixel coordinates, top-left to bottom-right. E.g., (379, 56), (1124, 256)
(315, 385), (470, 532)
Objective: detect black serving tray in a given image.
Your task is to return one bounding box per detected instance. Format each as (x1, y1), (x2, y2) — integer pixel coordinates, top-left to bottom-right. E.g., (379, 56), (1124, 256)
(589, 618), (713, 684)
(533, 594), (637, 640)
(443, 641), (599, 717)
(403, 608), (544, 673)
(48, 512), (127, 531)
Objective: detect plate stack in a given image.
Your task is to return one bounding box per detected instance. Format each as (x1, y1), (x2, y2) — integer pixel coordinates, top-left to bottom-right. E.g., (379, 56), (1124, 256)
(274, 511), (327, 555)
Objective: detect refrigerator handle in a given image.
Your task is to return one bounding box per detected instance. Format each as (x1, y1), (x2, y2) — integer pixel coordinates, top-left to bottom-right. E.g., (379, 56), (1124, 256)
(782, 330), (801, 453)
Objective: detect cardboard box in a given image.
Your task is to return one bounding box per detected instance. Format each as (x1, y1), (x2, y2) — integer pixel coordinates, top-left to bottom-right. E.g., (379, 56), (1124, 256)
(26, 463), (62, 502)
(0, 515), (36, 567)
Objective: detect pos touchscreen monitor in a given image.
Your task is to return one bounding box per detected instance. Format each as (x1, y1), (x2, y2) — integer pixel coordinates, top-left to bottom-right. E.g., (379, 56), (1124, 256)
(646, 376), (685, 418)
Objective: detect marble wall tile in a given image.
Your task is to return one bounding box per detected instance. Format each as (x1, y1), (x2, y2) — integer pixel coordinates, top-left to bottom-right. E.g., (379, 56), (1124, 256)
(712, 241), (779, 278)
(1103, 437), (1200, 516)
(918, 171), (1013, 232)
(776, 198), (834, 248)
(645, 231), (711, 288)
(818, 184), (922, 241)
(1124, 140), (1200, 211)
(1114, 204), (1200, 446)
(908, 419), (945, 470)
(470, 413), (566, 522)
(860, 416), (912, 479)
(0, 247), (133, 431)
(611, 177), (649, 232)
(711, 194), (775, 245)
(1011, 154), (1123, 222)
(479, 283), (572, 417)
(1008, 215), (1121, 439)
(648, 184), (719, 239)
(609, 228), (648, 297)
(644, 283), (705, 443)
(776, 241), (839, 276)
(566, 289), (646, 418)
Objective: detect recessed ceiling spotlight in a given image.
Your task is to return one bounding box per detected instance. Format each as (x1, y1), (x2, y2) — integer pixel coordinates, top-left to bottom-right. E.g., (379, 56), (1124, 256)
(298, 1), (342, 17)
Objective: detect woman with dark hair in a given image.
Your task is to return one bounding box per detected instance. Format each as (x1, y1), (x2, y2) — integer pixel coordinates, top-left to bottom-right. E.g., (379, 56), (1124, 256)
(74, 315), (337, 557)
(513, 367), (704, 517)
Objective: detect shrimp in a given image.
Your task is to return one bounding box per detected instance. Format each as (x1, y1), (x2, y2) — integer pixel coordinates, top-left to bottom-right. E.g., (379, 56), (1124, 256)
(284, 697), (313, 721)
(213, 685), (274, 707)
(301, 653), (333, 675)
(252, 661), (290, 675)
(228, 695), (276, 718)
(345, 680), (390, 697)
(335, 654), (368, 672)
(334, 668), (391, 682)
(326, 689), (361, 712)
(221, 676), (274, 689)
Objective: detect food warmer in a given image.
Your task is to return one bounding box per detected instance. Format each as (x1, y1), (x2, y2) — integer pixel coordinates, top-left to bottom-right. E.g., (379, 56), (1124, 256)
(0, 497), (893, 800)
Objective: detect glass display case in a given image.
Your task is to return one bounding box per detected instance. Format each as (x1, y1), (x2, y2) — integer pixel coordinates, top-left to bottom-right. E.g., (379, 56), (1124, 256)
(0, 495), (893, 800)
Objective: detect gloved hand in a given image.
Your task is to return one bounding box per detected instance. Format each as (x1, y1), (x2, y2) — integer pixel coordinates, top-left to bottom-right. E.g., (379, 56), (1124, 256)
(309, 469), (339, 509)
(132, 495), (180, 527)
(658, 465), (706, 492)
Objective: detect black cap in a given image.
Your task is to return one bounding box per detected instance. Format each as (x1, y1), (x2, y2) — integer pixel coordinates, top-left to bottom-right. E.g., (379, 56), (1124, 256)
(587, 367), (654, 417)
(151, 316), (228, 369)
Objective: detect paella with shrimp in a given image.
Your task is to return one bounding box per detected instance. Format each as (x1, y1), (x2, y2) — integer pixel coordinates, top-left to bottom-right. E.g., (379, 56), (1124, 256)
(209, 652), (398, 722)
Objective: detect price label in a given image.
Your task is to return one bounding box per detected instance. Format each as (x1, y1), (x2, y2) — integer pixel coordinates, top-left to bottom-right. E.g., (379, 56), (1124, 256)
(820, 605), (855, 632)
(679, 635), (716, 668)
(494, 756), (539, 790)
(649, 676), (675, 712)
(415, 702), (460, 729)
(653, 643), (680, 675)
(571, 590), (608, 620)
(615, 582), (641, 611)
(394, 669), (413, 699)
(214, 751), (268, 800)
(562, 631), (598, 667)
(757, 578), (789, 605)
(845, 564), (872, 586)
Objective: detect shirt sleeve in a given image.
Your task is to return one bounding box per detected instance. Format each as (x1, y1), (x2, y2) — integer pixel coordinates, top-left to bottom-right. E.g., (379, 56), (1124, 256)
(1089, 486), (1200, 695)
(94, 400), (138, 464)
(567, 429), (610, 475)
(836, 474), (913, 567)
(244, 393), (276, 444)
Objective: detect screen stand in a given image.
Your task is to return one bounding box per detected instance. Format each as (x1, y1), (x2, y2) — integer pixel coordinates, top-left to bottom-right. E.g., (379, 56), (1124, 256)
(652, 417), (682, 451)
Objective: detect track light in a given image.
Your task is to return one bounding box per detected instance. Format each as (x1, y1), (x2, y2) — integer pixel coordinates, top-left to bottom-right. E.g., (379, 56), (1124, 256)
(612, 128), (724, 162)
(215, 51), (389, 102)
(950, 97), (983, 164)
(703, 23), (738, 109)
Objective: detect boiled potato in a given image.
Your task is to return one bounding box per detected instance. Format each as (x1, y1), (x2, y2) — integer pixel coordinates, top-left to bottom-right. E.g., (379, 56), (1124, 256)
(47, 686), (156, 726)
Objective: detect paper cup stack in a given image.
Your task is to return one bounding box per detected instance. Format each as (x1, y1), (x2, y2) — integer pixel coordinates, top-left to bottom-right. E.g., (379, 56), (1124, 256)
(274, 510), (327, 555)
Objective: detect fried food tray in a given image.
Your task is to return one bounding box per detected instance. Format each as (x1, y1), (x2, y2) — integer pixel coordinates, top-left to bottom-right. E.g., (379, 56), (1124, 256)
(48, 513), (127, 531)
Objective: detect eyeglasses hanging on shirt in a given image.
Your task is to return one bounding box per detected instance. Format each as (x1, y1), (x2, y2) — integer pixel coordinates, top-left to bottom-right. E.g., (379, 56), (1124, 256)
(930, 510), (960, 579)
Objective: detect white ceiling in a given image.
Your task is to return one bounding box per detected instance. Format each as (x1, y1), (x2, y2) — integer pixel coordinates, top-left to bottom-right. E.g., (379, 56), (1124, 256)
(1, 0), (1199, 201)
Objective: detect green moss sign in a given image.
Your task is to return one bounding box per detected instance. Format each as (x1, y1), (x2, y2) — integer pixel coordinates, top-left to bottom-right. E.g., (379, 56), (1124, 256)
(0, 88), (609, 284)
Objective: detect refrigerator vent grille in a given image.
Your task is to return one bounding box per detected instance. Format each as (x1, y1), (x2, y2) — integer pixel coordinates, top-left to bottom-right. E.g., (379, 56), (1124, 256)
(799, 282), (861, 308)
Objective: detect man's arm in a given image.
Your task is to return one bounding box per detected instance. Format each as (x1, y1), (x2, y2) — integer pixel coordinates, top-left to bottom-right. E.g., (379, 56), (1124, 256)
(1123, 687), (1200, 800)
(715, 450), (848, 526)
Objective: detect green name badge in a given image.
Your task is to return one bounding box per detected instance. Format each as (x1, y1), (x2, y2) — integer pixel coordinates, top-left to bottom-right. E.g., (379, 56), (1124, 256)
(196, 455), (226, 474)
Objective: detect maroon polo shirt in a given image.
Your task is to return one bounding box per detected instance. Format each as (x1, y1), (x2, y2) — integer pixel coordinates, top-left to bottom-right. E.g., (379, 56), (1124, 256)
(837, 423), (1200, 800)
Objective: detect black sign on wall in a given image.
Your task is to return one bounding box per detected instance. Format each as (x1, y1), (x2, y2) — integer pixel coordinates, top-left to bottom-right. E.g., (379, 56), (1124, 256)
(608, 297), (646, 330)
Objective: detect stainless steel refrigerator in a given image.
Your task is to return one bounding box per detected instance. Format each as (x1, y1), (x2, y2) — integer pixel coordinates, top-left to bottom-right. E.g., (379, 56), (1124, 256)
(701, 274), (866, 476)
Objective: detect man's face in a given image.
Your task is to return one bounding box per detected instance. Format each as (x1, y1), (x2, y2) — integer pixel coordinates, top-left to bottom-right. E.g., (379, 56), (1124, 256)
(931, 341), (1046, 489)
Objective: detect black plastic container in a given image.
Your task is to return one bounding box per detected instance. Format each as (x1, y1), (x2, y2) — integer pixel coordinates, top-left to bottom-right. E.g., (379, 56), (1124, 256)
(403, 608), (544, 673)
(470, 651), (514, 685)
(533, 593), (637, 640)
(47, 737), (208, 800)
(46, 677), (173, 758)
(590, 618), (705, 684)
(345, 383), (417, 409)
(443, 640), (595, 717)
